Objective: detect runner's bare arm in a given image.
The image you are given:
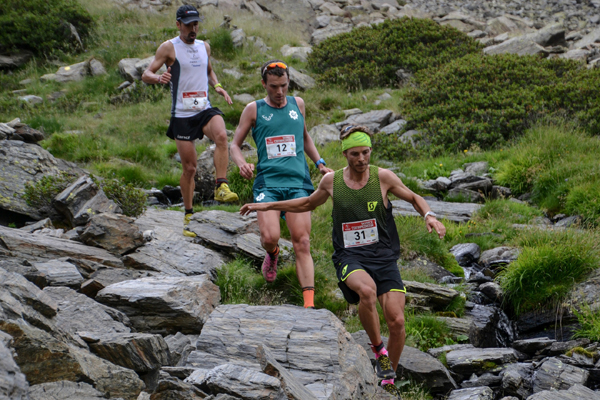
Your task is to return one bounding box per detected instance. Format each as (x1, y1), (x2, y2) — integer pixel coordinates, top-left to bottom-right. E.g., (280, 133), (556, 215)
(205, 42), (232, 105)
(296, 97), (334, 175)
(379, 169), (446, 238)
(240, 172), (334, 215)
(142, 41), (174, 84)
(231, 102), (258, 180)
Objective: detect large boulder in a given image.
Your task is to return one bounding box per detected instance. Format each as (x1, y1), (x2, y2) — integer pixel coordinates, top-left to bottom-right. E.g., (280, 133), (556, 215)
(311, 22), (353, 45)
(445, 347), (519, 377)
(0, 141), (82, 219)
(96, 275), (220, 334)
(186, 304), (379, 399)
(288, 66), (316, 91)
(79, 213), (144, 256)
(532, 357), (589, 393)
(398, 346), (457, 394)
(118, 58), (141, 82)
(308, 124), (339, 147)
(253, 0), (316, 36)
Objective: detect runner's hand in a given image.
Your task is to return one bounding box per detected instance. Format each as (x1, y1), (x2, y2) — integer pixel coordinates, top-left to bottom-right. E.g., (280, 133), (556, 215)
(159, 67), (171, 84)
(240, 202), (268, 216)
(426, 217), (446, 239)
(318, 165), (334, 175)
(216, 86), (233, 105)
(239, 163), (255, 180)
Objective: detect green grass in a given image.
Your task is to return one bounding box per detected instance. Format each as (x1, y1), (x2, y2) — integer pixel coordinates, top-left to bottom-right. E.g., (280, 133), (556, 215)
(498, 228), (600, 316)
(405, 313), (457, 351)
(574, 304), (600, 342)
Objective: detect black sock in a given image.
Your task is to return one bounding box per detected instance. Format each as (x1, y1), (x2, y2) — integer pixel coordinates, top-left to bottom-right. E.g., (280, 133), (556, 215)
(216, 178), (229, 188)
(375, 341), (385, 353)
(185, 208), (193, 215)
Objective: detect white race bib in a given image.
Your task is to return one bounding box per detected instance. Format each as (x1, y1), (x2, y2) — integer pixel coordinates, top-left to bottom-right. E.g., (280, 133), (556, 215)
(182, 91), (208, 111)
(342, 219), (379, 248)
(266, 135), (296, 159)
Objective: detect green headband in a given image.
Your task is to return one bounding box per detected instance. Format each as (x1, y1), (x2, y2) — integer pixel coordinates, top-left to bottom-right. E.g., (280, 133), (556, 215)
(342, 131), (372, 151)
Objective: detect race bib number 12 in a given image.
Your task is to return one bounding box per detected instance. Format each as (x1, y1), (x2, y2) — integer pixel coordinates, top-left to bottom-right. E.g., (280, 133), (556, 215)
(342, 219), (379, 248)
(182, 91), (208, 111)
(266, 135), (296, 159)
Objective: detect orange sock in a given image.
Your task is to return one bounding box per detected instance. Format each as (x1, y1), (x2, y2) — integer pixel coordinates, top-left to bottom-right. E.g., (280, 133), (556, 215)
(302, 287), (315, 308)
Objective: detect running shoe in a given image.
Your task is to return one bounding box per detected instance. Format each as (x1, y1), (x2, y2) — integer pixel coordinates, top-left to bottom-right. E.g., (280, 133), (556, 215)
(214, 183), (239, 202)
(183, 213), (197, 237)
(375, 354), (396, 380)
(381, 383), (402, 399)
(261, 251), (278, 282)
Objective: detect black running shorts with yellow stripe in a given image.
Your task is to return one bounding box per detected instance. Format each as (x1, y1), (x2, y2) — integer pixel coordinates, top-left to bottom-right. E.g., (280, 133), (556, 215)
(335, 259), (406, 304)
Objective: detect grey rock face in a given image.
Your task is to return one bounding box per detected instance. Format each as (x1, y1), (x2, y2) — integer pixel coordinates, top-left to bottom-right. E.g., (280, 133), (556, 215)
(392, 198), (482, 223)
(280, 45), (312, 63)
(188, 305), (378, 399)
(27, 260), (84, 289)
(231, 28), (246, 47)
(0, 340), (29, 399)
(28, 381), (106, 400)
(511, 338), (554, 355)
(528, 383), (600, 400)
(575, 26), (600, 49)
(532, 357), (589, 393)
(400, 256), (456, 283)
(309, 124), (339, 147)
(478, 282), (503, 303)
(152, 374), (207, 399)
(500, 362), (533, 398)
(479, 247), (519, 270)
(337, 109), (393, 130)
(96, 275), (220, 334)
(0, 141), (82, 219)
(119, 58), (142, 82)
(288, 66), (316, 90)
(311, 22), (353, 44)
(79, 213), (144, 256)
(446, 347), (519, 376)
(447, 187), (485, 203)
(397, 346), (457, 394)
(450, 243), (481, 267)
(404, 280), (459, 309)
(135, 56), (166, 76)
(200, 363), (285, 399)
(41, 62), (88, 83)
(380, 119), (407, 134)
(484, 38), (549, 56)
(165, 332), (193, 366)
(447, 386), (494, 400)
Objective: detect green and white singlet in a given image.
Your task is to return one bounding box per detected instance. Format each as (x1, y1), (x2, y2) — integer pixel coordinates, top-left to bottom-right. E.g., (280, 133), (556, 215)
(331, 165), (401, 264)
(251, 96), (314, 192)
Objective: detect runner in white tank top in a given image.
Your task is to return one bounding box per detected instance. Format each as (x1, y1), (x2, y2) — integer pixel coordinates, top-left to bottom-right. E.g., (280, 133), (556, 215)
(142, 5), (239, 237)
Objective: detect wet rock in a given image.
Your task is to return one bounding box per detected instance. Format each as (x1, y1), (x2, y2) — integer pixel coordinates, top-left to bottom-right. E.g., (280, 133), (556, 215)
(446, 347), (519, 376)
(450, 243), (481, 268)
(80, 213), (144, 256)
(392, 198), (482, 223)
(479, 247), (519, 270)
(96, 275), (220, 334)
(478, 282), (503, 303)
(447, 386), (494, 400)
(468, 304), (514, 348)
(532, 357), (589, 393)
(28, 381), (106, 400)
(511, 338), (554, 355)
(500, 362), (534, 398)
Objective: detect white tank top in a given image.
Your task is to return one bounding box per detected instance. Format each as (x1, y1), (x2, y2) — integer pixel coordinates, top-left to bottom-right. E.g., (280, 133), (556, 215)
(169, 37), (212, 118)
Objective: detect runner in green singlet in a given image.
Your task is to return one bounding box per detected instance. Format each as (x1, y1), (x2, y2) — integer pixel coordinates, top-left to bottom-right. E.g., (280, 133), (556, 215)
(239, 125), (446, 398)
(230, 60), (333, 308)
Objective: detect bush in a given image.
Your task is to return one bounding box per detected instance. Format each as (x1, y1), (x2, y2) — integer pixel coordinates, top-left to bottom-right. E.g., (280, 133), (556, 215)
(94, 177), (147, 218)
(308, 18), (482, 90)
(20, 172), (76, 213)
(0, 0), (93, 56)
(498, 229), (600, 316)
(207, 28), (236, 60)
(402, 54), (600, 153)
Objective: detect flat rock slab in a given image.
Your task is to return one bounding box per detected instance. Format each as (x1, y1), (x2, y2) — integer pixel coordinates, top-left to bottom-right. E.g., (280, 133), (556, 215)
(123, 237), (224, 280)
(392, 199), (482, 223)
(189, 304), (378, 400)
(446, 348), (519, 376)
(28, 260), (84, 289)
(199, 363), (285, 399)
(192, 210), (259, 234)
(28, 381), (107, 400)
(404, 280), (459, 309)
(447, 386), (494, 400)
(532, 357), (589, 393)
(398, 345), (457, 394)
(0, 225), (123, 268)
(80, 213), (143, 256)
(134, 208), (189, 241)
(96, 275), (220, 334)
(528, 383), (600, 400)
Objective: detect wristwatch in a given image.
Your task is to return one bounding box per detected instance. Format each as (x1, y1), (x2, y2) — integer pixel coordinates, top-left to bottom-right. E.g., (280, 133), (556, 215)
(424, 211), (437, 220)
(315, 158), (326, 168)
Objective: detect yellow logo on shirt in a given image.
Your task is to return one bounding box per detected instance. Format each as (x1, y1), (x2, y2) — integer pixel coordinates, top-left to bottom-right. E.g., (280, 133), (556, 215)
(368, 201), (377, 212)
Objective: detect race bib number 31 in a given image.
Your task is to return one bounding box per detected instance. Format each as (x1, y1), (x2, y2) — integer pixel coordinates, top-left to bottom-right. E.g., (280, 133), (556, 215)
(266, 135), (296, 159)
(182, 91), (208, 111)
(342, 219), (379, 248)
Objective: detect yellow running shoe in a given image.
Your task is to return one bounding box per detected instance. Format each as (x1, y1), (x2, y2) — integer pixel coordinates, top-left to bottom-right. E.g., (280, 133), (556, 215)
(183, 213), (197, 237)
(214, 183), (239, 202)
(381, 383), (402, 399)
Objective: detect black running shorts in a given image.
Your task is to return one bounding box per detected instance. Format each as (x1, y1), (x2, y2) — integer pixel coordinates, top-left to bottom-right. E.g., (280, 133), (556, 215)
(166, 107), (224, 141)
(334, 259), (406, 304)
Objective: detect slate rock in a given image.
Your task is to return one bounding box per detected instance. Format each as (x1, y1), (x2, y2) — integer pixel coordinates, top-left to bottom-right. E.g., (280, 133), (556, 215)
(0, 339), (29, 399)
(24, 259), (84, 289)
(460, 372), (501, 388)
(199, 363), (285, 399)
(311, 22), (353, 44)
(79, 267), (156, 299)
(467, 304), (514, 348)
(80, 213), (144, 256)
(447, 386), (494, 400)
(446, 347), (519, 376)
(569, 268), (600, 316)
(456, 179), (493, 193)
(450, 243), (481, 267)
(532, 357), (589, 393)
(478, 282), (503, 303)
(79, 331), (171, 372)
(96, 275), (220, 334)
(165, 332), (192, 366)
(336, 109), (393, 130)
(446, 188), (485, 203)
(151, 374), (206, 399)
(484, 38), (549, 56)
(511, 338), (554, 355)
(528, 383), (600, 400)
(28, 381), (106, 400)
(392, 199), (482, 223)
(119, 58), (142, 82)
(308, 124), (339, 147)
(428, 344), (474, 359)
(479, 247), (519, 270)
(288, 66), (316, 91)
(501, 362), (534, 398)
(404, 280), (459, 309)
(463, 162), (489, 176)
(397, 345), (457, 394)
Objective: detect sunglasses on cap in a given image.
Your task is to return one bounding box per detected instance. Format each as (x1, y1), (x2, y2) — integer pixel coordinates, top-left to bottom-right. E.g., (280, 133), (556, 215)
(262, 62), (288, 75)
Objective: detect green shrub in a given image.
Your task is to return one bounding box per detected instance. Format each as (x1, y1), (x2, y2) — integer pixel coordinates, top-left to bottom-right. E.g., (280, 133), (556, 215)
(308, 18), (482, 90)
(20, 171), (76, 212)
(208, 28), (236, 60)
(498, 229), (600, 316)
(0, 0), (93, 56)
(96, 177), (147, 218)
(402, 54), (600, 153)
(574, 304), (600, 342)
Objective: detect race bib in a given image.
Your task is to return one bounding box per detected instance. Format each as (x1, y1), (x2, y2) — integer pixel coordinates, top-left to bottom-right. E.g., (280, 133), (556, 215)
(182, 91), (208, 111)
(266, 135), (296, 159)
(342, 219), (379, 248)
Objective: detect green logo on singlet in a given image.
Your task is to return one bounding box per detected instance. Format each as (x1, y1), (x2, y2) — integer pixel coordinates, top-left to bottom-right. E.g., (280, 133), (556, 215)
(368, 201), (377, 212)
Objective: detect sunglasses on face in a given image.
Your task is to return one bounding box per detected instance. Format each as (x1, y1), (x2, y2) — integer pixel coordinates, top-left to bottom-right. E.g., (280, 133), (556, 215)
(263, 62), (288, 75)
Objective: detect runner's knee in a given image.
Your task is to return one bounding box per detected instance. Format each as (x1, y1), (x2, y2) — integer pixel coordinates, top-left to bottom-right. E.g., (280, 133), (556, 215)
(356, 285), (377, 305)
(291, 235), (310, 255)
(181, 162), (197, 177)
(211, 129), (228, 147)
(260, 233), (279, 249)
(387, 313), (405, 333)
